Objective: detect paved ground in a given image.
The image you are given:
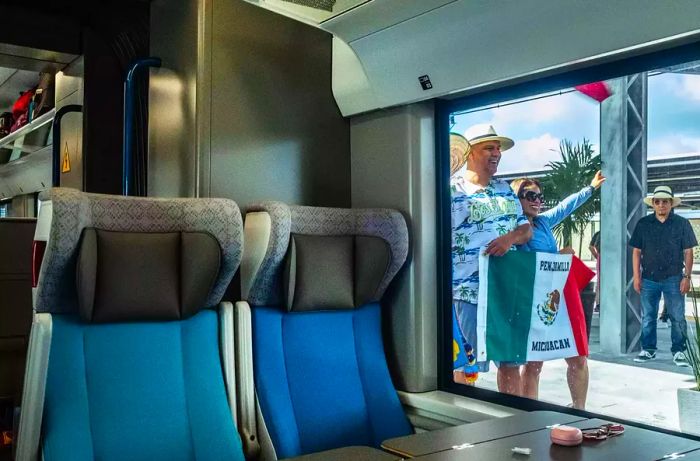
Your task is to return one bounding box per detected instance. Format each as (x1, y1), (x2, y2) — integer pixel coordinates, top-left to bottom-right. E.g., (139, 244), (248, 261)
(474, 314), (698, 434)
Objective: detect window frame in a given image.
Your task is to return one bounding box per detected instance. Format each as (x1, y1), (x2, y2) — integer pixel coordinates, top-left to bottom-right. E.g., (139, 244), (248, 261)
(435, 38), (700, 440)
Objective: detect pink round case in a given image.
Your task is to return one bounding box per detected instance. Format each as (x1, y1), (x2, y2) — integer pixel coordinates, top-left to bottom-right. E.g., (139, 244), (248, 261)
(550, 425), (583, 446)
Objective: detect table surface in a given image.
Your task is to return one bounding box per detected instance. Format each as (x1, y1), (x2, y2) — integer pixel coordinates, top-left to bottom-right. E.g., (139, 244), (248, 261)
(381, 411), (587, 458)
(663, 448), (700, 460)
(408, 418), (700, 461)
(285, 446), (400, 461)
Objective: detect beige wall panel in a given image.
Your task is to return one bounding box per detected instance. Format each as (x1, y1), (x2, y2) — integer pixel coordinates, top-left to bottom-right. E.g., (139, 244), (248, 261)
(208, 0), (350, 207)
(56, 91), (83, 190)
(55, 57), (83, 103)
(148, 0), (200, 198)
(351, 101), (437, 392)
(55, 56), (84, 191)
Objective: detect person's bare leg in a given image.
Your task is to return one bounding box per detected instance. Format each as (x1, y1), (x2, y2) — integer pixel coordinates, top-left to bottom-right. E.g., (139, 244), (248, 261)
(565, 356), (589, 409)
(521, 361), (543, 400)
(497, 366), (522, 396)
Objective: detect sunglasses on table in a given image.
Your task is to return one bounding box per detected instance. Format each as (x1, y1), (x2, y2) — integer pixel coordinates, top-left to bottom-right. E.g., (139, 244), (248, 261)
(580, 423), (625, 440)
(518, 191), (545, 202)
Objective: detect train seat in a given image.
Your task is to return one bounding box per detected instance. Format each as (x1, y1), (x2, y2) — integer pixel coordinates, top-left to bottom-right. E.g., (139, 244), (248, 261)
(236, 202), (412, 460)
(16, 188), (245, 461)
(0, 218), (35, 437)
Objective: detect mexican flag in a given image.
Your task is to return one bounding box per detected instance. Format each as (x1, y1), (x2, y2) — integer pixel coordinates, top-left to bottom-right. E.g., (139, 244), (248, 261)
(476, 251), (594, 363)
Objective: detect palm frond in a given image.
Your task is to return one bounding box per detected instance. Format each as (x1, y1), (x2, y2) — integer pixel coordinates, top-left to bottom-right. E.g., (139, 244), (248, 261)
(544, 139), (601, 247)
(686, 281), (700, 390)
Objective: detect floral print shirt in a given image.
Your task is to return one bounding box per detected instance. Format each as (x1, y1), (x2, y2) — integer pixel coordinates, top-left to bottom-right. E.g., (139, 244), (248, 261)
(451, 177), (528, 303)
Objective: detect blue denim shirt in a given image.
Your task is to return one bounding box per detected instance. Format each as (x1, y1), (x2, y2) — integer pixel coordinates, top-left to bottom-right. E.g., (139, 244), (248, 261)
(517, 186), (594, 253)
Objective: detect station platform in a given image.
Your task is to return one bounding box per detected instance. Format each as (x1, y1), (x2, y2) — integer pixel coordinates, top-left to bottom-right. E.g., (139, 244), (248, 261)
(476, 315), (697, 433)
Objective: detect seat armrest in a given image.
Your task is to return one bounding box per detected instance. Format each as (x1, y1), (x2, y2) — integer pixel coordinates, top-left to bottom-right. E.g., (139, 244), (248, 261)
(16, 313), (52, 461)
(234, 301), (261, 459)
(219, 302), (237, 426)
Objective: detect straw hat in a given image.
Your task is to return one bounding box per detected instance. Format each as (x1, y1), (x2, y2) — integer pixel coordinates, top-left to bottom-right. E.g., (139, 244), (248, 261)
(450, 132), (470, 177)
(643, 185), (681, 207)
(464, 124), (514, 152)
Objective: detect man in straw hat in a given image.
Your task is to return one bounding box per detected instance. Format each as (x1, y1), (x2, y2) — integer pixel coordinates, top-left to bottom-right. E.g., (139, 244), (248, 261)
(450, 132), (470, 178)
(452, 125), (532, 395)
(631, 186), (697, 367)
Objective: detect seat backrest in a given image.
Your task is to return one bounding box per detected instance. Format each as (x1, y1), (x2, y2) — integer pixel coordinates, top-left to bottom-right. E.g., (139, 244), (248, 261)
(242, 202), (412, 459)
(0, 219), (35, 403)
(17, 188), (245, 461)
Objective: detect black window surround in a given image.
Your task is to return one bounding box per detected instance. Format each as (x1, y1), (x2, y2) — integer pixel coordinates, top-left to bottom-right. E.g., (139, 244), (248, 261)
(435, 38), (700, 441)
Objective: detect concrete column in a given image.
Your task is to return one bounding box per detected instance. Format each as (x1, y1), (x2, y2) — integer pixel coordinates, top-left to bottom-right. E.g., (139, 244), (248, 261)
(600, 73), (647, 354)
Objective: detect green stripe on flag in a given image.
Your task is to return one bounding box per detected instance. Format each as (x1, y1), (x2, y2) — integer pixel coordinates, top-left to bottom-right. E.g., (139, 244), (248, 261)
(486, 251), (536, 361)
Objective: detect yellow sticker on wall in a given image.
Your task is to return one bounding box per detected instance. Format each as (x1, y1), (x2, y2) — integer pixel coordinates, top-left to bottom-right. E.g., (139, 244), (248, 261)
(61, 142), (71, 173)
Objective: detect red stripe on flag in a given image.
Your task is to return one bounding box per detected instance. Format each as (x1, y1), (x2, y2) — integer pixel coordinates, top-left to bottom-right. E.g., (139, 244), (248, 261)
(564, 256), (595, 356)
(575, 82), (612, 102)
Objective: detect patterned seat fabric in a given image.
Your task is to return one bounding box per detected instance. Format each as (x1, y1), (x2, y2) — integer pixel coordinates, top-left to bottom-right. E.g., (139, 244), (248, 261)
(18, 188), (245, 461)
(243, 201), (412, 459)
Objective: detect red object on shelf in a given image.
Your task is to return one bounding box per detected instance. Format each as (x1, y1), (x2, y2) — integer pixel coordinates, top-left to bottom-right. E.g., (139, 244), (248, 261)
(11, 90), (34, 119)
(575, 82), (612, 102)
(0, 112), (12, 137)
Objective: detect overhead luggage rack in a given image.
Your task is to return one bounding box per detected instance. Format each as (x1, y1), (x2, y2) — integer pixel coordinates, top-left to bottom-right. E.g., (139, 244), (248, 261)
(0, 109), (55, 159)
(0, 109), (56, 200)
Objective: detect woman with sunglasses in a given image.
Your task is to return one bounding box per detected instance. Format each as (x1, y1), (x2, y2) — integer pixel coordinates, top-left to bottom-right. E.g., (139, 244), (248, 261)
(510, 170), (606, 410)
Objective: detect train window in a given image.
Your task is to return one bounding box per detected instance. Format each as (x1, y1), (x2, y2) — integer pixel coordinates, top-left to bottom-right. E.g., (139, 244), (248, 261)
(443, 57), (700, 435)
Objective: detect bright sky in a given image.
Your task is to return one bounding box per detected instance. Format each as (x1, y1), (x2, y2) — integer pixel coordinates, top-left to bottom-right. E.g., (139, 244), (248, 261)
(648, 72), (700, 157)
(451, 72), (700, 174)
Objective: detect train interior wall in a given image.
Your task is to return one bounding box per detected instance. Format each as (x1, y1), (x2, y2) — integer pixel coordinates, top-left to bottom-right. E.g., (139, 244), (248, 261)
(149, 0), (434, 392)
(149, 0), (351, 208)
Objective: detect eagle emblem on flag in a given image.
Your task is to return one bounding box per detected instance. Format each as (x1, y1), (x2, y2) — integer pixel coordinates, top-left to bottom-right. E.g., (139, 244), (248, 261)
(537, 289), (561, 326)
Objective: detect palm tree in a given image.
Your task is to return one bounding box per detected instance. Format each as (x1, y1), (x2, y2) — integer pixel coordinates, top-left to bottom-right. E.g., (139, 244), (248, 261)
(540, 139), (601, 254)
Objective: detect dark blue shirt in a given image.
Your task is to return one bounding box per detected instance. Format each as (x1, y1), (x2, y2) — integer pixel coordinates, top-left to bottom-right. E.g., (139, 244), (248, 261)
(630, 212), (697, 281)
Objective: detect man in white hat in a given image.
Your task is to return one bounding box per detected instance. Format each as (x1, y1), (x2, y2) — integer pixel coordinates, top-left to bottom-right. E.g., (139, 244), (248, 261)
(630, 186), (697, 367)
(452, 125), (532, 395)
(450, 132), (470, 178)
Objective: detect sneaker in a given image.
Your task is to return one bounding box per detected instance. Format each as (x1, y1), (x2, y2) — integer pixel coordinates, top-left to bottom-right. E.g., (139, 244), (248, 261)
(634, 350), (656, 362)
(657, 320), (669, 329)
(673, 351), (691, 367)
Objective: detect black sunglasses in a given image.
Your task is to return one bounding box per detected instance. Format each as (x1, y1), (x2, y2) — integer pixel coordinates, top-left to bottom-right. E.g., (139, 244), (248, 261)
(519, 191), (545, 202)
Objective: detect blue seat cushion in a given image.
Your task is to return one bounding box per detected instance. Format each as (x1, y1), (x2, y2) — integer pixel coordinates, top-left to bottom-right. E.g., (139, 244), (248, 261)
(253, 303), (412, 458)
(42, 310), (244, 461)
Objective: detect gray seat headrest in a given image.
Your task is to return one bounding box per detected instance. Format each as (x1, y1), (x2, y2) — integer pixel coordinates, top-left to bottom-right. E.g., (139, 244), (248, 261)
(35, 188), (243, 317)
(282, 234), (391, 311)
(76, 229), (221, 322)
(243, 202), (409, 309)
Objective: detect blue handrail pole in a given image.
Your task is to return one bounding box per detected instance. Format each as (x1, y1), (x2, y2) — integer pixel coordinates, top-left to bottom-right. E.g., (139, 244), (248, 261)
(52, 105), (83, 187)
(123, 57), (161, 196)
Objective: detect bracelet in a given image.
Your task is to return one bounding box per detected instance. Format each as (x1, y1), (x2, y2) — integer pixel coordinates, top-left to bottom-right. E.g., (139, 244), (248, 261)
(683, 275), (691, 279)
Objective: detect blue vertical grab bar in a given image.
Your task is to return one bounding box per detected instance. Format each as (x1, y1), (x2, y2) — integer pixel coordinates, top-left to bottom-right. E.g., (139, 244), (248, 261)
(52, 105), (83, 187)
(123, 57), (161, 196)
